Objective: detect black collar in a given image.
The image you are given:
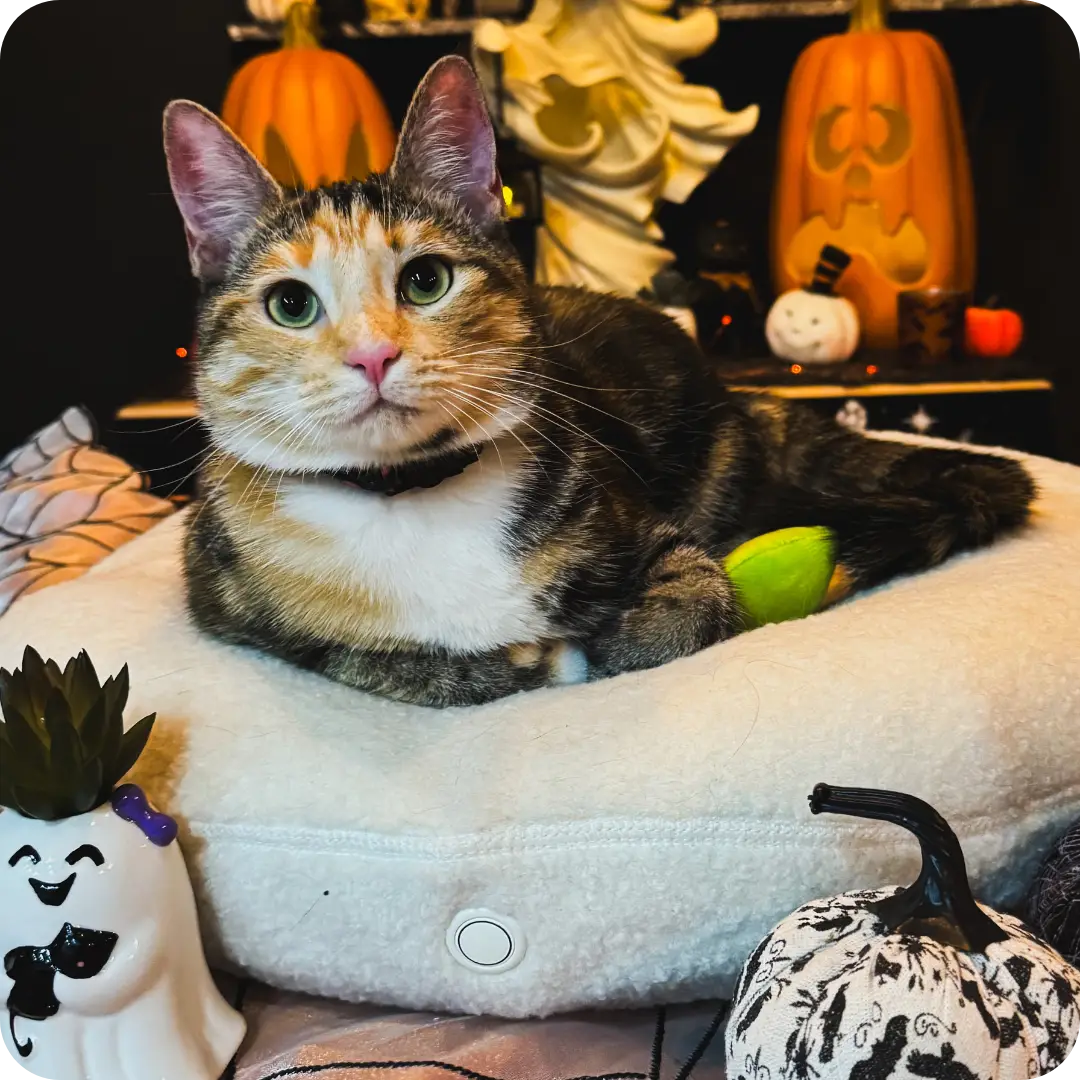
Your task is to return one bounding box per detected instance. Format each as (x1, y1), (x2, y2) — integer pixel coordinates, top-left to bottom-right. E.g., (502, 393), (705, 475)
(318, 444), (483, 497)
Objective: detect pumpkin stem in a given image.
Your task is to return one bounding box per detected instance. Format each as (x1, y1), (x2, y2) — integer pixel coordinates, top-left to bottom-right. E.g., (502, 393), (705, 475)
(809, 783), (1009, 953)
(283, 1), (321, 48)
(849, 0), (886, 33)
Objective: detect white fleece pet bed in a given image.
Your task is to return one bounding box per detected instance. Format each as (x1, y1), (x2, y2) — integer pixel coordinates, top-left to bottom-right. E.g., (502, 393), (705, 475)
(2, 439), (1079, 1019)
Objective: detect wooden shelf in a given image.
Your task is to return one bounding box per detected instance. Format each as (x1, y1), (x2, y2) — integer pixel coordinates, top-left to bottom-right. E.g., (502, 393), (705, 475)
(696, 0), (1034, 18)
(725, 378), (1051, 399)
(115, 375), (1052, 422)
(228, 16), (515, 40)
(226, 0), (1034, 39)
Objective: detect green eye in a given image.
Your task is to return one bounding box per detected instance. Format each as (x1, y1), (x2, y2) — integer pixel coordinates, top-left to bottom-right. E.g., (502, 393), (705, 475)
(266, 280), (321, 328)
(399, 257), (453, 306)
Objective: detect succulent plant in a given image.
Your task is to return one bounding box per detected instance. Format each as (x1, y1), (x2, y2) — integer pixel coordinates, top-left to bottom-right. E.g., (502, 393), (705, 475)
(0, 646), (156, 821)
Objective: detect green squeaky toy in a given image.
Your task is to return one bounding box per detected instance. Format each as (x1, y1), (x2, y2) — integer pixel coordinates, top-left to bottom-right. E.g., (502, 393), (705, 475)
(723, 526), (840, 629)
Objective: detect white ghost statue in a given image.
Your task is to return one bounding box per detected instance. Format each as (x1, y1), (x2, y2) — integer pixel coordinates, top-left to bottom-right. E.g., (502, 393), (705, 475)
(0, 647), (244, 1080)
(1, 790), (244, 1079)
(473, 0), (759, 298)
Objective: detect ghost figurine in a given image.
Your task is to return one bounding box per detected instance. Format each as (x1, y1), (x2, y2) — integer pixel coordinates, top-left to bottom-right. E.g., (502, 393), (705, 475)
(0, 647), (245, 1080)
(766, 244), (860, 364)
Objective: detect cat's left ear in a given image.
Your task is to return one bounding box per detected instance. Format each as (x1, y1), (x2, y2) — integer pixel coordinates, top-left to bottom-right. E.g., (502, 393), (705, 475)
(391, 56), (504, 227)
(163, 100), (282, 284)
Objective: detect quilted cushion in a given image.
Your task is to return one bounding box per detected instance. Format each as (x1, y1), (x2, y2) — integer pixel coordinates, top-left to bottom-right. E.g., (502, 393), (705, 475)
(0, 438), (1078, 1018)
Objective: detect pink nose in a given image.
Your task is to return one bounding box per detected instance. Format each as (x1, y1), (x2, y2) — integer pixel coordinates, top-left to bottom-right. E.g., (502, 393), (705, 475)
(345, 342), (400, 387)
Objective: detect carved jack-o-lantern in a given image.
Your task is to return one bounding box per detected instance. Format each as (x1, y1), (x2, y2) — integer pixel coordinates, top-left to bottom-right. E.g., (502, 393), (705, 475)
(771, 0), (975, 348)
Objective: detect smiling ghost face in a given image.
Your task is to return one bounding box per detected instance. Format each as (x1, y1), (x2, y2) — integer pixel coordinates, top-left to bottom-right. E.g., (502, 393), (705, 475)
(9, 842), (106, 908)
(1, 803), (179, 945)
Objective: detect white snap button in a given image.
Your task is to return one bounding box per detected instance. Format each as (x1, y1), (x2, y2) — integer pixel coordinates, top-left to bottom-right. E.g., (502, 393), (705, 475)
(446, 909), (525, 973)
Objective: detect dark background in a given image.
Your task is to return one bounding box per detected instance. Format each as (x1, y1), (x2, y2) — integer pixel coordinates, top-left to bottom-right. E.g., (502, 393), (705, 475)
(1, 0), (1077, 459)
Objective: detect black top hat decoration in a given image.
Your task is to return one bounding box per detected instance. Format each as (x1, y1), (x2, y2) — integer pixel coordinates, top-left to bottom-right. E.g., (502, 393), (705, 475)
(807, 244), (853, 296)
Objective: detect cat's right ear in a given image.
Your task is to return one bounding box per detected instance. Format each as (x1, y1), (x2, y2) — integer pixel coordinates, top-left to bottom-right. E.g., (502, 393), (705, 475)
(163, 101), (281, 284)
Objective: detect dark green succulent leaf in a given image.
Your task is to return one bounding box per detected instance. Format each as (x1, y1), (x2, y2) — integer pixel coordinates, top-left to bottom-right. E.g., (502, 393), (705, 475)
(43, 658), (65, 692)
(61, 654), (79, 692)
(11, 784), (62, 821)
(1, 690), (49, 774)
(0, 668), (39, 731)
(1, 650), (153, 820)
(72, 758), (106, 815)
(73, 652), (102, 716)
(98, 694), (123, 781)
(43, 688), (81, 790)
(103, 665), (130, 718)
(77, 695), (108, 760)
(0, 724), (51, 793)
(20, 646), (50, 719)
(110, 713), (156, 787)
(66, 652), (102, 727)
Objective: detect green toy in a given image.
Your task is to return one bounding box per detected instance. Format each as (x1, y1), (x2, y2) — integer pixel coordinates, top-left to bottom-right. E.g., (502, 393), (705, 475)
(723, 526), (839, 630)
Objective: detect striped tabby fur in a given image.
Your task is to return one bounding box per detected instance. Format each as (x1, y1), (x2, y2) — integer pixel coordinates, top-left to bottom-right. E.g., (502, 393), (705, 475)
(165, 58), (1035, 707)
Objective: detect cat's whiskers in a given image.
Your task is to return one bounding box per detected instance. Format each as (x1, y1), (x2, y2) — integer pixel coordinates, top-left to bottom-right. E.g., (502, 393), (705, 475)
(433, 401), (496, 474)
(435, 398), (508, 475)
(455, 367), (657, 437)
(250, 410), (330, 527)
(188, 401), (302, 532)
(455, 380), (644, 484)
(121, 414), (204, 437)
(447, 386), (605, 491)
(441, 387), (543, 474)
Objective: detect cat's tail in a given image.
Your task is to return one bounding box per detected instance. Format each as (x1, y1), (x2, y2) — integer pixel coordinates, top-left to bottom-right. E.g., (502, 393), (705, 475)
(744, 445), (1036, 591)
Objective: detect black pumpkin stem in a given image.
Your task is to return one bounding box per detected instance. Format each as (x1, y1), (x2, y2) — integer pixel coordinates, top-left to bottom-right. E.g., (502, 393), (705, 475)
(809, 783), (1009, 953)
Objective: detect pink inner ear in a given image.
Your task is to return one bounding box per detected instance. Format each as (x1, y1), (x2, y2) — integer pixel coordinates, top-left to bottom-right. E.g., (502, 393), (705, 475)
(164, 102), (279, 281)
(394, 57), (503, 223)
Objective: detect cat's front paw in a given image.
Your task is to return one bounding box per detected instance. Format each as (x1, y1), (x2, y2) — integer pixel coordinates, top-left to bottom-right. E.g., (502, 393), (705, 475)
(584, 545), (739, 679)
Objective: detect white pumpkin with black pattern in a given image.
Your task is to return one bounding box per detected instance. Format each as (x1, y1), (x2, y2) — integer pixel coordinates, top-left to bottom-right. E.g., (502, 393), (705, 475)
(726, 785), (1080, 1080)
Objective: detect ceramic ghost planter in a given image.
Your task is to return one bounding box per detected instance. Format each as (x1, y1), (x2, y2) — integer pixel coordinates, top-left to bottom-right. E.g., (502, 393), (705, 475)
(727, 785), (1080, 1080)
(0, 647), (245, 1079)
(766, 245), (860, 364)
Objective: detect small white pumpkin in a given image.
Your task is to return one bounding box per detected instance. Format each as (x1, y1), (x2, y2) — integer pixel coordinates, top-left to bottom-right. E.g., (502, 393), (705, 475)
(766, 245), (860, 365)
(727, 785), (1080, 1080)
(0, 647), (245, 1080)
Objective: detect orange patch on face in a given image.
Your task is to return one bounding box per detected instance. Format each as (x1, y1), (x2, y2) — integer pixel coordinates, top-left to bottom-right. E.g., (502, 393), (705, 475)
(308, 198), (375, 261)
(288, 236), (315, 268)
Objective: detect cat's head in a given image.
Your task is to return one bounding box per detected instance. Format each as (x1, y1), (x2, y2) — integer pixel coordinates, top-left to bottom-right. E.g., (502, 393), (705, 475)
(164, 57), (535, 471)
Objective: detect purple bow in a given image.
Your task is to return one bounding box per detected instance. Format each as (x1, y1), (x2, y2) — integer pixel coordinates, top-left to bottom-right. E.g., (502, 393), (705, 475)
(110, 784), (178, 847)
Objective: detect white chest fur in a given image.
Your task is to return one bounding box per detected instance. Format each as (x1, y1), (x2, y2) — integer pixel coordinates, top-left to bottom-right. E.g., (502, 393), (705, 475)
(274, 454), (550, 652)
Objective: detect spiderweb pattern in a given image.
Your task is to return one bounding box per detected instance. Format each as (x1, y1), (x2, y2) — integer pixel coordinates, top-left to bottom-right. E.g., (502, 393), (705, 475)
(0, 406), (175, 617)
(1026, 816), (1080, 966)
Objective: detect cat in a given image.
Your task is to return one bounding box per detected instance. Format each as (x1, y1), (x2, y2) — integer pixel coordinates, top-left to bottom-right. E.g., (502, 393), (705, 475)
(164, 56), (1035, 708)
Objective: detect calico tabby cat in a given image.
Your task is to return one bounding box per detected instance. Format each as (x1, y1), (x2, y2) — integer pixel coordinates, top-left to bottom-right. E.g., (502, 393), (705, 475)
(164, 56), (1035, 708)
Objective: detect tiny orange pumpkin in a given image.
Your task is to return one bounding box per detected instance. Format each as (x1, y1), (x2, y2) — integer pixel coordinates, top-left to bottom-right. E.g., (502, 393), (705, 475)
(222, 2), (395, 190)
(964, 306), (1024, 357)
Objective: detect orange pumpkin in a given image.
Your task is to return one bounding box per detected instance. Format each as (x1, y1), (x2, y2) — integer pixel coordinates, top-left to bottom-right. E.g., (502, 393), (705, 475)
(222, 2), (395, 190)
(965, 306), (1024, 357)
(771, 0), (975, 348)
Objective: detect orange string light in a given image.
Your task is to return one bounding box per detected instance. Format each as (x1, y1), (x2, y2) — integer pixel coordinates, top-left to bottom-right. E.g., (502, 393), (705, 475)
(176, 347), (188, 358)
